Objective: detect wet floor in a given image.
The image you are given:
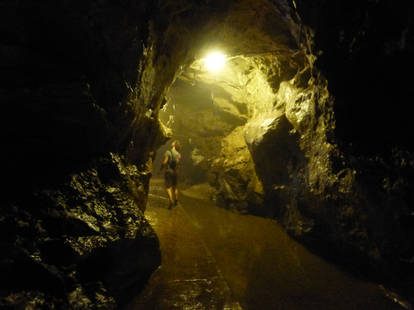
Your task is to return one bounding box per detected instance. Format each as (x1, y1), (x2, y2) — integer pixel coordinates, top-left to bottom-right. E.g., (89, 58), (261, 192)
(126, 179), (403, 310)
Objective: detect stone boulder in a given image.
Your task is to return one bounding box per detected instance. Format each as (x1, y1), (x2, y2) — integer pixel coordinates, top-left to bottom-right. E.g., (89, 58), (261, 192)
(210, 127), (264, 213)
(0, 154), (160, 309)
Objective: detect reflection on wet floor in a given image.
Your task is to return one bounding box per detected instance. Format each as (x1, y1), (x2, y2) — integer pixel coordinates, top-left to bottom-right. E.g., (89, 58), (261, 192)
(126, 179), (402, 310)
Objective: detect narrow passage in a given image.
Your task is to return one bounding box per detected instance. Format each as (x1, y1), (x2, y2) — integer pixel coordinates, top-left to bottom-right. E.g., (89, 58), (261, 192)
(127, 179), (401, 310)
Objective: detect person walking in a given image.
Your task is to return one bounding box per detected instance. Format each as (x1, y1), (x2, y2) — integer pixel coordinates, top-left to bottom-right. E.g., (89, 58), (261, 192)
(160, 140), (182, 209)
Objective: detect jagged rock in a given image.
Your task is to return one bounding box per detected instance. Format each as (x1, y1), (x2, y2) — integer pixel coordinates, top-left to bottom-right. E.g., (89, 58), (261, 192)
(191, 148), (205, 166)
(246, 114), (303, 192)
(1, 155), (160, 309)
(212, 96), (247, 125)
(157, 79), (245, 184)
(210, 127), (264, 213)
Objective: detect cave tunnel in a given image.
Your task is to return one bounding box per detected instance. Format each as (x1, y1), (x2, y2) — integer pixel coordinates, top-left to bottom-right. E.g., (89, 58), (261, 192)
(154, 49), (306, 216)
(1, 0), (414, 309)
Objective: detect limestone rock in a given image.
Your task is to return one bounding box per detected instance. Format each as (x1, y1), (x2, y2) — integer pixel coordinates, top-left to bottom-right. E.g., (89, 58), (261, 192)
(210, 127), (264, 213)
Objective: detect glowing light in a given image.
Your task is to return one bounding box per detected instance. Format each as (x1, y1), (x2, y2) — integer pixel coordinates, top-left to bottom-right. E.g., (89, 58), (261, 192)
(204, 52), (226, 72)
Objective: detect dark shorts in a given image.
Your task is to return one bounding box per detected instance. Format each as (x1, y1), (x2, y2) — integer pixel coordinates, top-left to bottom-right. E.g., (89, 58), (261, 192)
(164, 170), (178, 188)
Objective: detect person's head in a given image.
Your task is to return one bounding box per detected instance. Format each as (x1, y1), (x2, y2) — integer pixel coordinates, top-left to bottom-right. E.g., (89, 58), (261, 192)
(172, 140), (181, 152)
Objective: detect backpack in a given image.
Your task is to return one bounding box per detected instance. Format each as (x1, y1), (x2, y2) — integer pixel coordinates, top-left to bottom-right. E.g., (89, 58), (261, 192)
(167, 149), (180, 171)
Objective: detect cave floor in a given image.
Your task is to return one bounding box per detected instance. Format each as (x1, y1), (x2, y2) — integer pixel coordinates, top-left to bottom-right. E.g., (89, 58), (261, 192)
(126, 178), (401, 310)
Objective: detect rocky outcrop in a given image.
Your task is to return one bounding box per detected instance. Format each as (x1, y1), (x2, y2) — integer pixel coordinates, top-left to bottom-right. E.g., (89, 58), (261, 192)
(157, 80), (242, 185)
(167, 51), (305, 210)
(210, 127), (264, 213)
(294, 0), (414, 153)
(284, 0), (414, 295)
(1, 154), (160, 309)
(211, 52), (414, 294)
(160, 1), (414, 297)
(0, 0), (235, 308)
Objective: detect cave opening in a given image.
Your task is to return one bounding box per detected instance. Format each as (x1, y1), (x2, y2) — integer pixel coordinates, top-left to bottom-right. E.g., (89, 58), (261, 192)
(142, 14), (414, 305)
(153, 51), (290, 213)
(138, 51), (408, 310)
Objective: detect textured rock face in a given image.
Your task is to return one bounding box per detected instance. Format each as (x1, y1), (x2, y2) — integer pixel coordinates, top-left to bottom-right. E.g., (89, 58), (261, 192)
(288, 0), (414, 295)
(157, 79), (242, 185)
(1, 0), (302, 306)
(0, 0), (232, 308)
(158, 0), (414, 298)
(294, 0), (414, 153)
(1, 155), (160, 309)
(211, 127), (264, 213)
(164, 51), (305, 210)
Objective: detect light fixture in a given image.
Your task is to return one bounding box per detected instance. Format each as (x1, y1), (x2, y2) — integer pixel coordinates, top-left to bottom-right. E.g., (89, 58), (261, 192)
(204, 51), (226, 72)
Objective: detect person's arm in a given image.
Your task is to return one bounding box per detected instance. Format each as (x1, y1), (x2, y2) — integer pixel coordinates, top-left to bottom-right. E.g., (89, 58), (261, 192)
(160, 153), (169, 172)
(176, 153), (182, 172)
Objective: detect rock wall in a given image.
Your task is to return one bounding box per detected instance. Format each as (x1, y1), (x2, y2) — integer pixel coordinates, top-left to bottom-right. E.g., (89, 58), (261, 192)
(170, 51), (305, 211)
(157, 0), (414, 297)
(1, 154), (160, 309)
(294, 0), (414, 153)
(0, 0), (234, 308)
(211, 126), (264, 213)
(0, 1), (165, 307)
(211, 35), (414, 296)
(157, 80), (243, 185)
(288, 0), (414, 295)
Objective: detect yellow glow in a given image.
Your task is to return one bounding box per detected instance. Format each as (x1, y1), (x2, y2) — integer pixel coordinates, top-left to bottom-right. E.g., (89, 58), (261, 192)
(204, 52), (226, 72)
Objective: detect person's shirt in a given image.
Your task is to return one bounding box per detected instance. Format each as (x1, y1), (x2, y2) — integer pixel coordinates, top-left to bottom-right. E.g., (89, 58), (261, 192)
(164, 148), (180, 172)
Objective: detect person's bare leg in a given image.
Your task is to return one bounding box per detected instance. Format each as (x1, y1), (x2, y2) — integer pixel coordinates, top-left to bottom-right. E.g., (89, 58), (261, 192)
(166, 187), (174, 208)
(174, 186), (179, 205)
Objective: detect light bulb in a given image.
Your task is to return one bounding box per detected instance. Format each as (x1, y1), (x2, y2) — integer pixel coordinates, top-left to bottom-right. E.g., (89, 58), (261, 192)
(204, 52), (226, 72)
